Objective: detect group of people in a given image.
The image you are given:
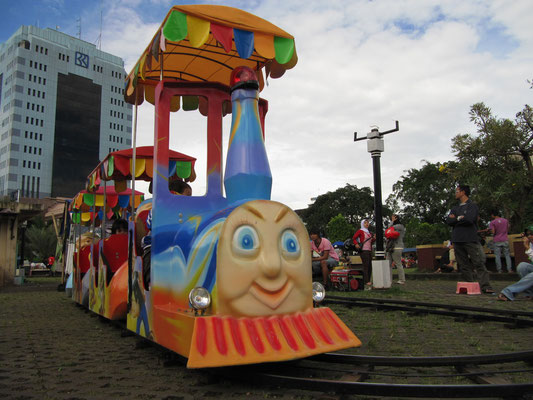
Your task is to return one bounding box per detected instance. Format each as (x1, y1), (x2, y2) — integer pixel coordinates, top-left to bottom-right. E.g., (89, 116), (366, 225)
(445, 184), (533, 300)
(309, 183), (533, 300)
(310, 213), (406, 290)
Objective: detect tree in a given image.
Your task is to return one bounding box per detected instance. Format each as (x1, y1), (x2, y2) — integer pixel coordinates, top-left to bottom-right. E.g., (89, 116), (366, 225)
(298, 184), (385, 234)
(403, 218), (450, 248)
(326, 214), (354, 243)
(24, 217), (57, 262)
(386, 161), (458, 224)
(450, 102), (533, 231)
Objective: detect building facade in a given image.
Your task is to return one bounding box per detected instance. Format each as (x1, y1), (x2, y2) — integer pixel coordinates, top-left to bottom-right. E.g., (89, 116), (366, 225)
(0, 26), (132, 198)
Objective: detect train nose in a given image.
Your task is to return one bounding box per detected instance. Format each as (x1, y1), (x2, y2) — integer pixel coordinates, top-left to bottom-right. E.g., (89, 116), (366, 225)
(259, 249), (282, 279)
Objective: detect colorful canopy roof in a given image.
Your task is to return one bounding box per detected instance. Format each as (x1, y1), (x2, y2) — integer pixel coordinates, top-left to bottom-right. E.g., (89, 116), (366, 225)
(86, 146), (196, 192)
(124, 5), (297, 106)
(70, 186), (144, 223)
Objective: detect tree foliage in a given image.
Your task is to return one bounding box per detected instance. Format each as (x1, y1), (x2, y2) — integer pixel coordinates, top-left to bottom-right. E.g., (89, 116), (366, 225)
(403, 218), (450, 248)
(326, 214), (354, 243)
(449, 102), (533, 230)
(299, 184), (386, 235)
(23, 217), (57, 262)
(386, 161), (458, 224)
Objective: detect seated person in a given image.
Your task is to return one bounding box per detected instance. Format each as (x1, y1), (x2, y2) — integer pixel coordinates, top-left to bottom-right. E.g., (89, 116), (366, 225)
(111, 218), (128, 235)
(101, 219), (129, 282)
(141, 179), (192, 289)
(435, 242), (457, 273)
(75, 232), (100, 278)
(309, 228), (339, 288)
(499, 227), (533, 301)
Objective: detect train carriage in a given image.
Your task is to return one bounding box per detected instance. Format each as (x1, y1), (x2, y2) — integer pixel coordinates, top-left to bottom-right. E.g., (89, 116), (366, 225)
(83, 147), (196, 320)
(69, 186), (144, 310)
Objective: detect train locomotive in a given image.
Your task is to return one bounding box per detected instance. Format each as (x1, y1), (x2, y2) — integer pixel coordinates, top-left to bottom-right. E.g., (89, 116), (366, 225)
(67, 4), (361, 369)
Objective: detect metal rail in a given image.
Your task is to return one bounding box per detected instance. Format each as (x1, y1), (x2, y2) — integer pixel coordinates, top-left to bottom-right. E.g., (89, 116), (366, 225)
(218, 350), (533, 398)
(250, 373), (533, 397)
(323, 296), (533, 326)
(310, 350), (533, 366)
(327, 294), (533, 317)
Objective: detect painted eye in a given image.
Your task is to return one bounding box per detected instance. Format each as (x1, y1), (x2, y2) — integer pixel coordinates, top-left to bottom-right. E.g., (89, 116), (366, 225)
(281, 229), (300, 258)
(232, 225), (260, 257)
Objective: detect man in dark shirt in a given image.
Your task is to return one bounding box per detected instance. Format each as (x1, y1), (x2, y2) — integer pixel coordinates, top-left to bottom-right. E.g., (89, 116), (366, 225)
(446, 185), (494, 294)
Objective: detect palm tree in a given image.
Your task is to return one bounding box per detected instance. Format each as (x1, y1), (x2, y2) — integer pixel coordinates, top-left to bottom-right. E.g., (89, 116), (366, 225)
(24, 217), (57, 263)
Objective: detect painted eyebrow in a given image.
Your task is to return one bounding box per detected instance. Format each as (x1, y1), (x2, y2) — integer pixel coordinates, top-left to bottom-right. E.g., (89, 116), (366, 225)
(274, 206), (290, 223)
(243, 204), (265, 220)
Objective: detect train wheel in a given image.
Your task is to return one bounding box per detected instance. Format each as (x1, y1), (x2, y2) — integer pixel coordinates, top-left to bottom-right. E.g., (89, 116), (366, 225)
(349, 277), (359, 291)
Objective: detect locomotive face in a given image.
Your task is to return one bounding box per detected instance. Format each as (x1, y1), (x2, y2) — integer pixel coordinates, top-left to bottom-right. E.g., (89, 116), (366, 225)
(217, 200), (312, 317)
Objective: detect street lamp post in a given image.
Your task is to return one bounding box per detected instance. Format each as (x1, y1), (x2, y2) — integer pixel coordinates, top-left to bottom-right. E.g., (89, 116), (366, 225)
(354, 121), (399, 287)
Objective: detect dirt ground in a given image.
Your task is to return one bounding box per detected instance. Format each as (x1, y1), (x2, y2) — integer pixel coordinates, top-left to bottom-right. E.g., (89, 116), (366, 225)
(1, 275), (532, 399)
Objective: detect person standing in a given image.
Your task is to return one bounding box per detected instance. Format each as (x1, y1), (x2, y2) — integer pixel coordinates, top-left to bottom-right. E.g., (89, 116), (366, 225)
(446, 185), (494, 294)
(499, 227), (533, 301)
(310, 229), (339, 288)
(489, 210), (513, 273)
(385, 214), (406, 284)
(352, 219), (375, 288)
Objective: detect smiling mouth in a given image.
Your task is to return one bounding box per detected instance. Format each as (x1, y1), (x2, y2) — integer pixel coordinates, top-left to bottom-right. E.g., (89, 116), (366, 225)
(249, 280), (294, 310)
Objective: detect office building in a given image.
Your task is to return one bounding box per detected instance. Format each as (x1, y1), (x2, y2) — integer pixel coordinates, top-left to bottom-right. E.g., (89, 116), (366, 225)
(0, 25), (132, 198)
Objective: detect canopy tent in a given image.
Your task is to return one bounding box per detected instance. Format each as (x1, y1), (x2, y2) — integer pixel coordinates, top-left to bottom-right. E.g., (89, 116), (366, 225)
(86, 146), (197, 192)
(124, 4), (297, 108)
(70, 186), (144, 224)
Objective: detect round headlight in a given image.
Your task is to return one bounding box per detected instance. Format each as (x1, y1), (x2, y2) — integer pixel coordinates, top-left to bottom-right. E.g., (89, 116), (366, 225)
(189, 287), (211, 310)
(312, 282), (326, 303)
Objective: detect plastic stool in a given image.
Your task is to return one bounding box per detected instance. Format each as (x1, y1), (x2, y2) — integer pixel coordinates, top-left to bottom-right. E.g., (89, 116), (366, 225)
(456, 282), (481, 295)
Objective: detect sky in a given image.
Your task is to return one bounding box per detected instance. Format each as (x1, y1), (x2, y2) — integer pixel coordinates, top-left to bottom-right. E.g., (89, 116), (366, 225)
(1, 0), (532, 210)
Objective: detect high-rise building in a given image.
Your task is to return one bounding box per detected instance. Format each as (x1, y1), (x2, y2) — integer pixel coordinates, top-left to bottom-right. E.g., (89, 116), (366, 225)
(0, 26), (132, 198)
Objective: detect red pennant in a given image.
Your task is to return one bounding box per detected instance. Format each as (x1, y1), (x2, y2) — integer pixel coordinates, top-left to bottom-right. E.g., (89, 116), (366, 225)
(211, 23), (233, 52)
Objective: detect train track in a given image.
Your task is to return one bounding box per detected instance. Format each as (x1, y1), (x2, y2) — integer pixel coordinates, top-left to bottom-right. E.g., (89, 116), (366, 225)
(324, 295), (533, 327)
(94, 305), (533, 398)
(218, 350), (533, 398)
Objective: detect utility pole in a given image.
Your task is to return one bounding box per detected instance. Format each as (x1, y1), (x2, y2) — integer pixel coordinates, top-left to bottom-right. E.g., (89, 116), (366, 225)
(354, 121), (399, 287)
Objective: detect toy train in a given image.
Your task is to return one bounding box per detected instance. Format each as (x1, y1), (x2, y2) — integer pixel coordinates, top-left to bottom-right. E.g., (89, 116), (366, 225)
(64, 4), (360, 368)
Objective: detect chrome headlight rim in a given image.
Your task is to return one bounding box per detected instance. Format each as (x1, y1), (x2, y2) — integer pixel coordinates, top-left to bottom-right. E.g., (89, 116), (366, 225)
(188, 287), (211, 310)
(312, 281), (326, 303)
